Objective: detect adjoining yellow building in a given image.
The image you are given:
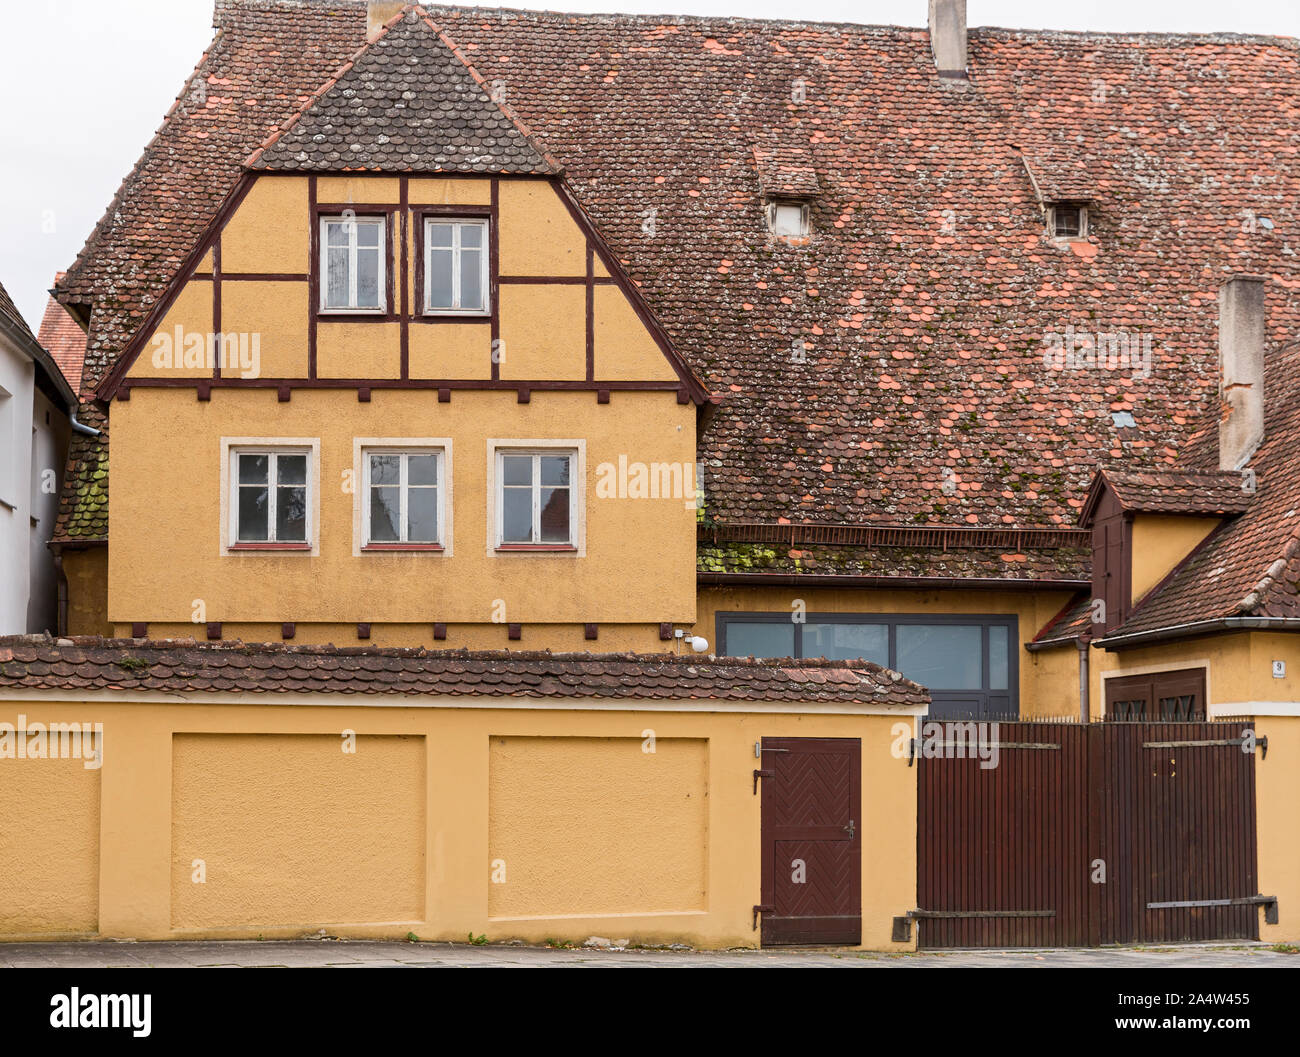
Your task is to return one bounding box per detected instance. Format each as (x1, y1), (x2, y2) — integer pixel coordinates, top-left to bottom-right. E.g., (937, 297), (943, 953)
(12, 1), (1300, 948)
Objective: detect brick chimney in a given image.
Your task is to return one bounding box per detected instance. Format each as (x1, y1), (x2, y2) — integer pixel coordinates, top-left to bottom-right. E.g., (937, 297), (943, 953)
(929, 0), (968, 78)
(1218, 276), (1267, 470)
(367, 1), (406, 41)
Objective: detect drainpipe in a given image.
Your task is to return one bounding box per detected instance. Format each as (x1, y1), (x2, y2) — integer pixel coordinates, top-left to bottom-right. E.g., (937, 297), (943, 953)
(70, 411), (101, 437)
(1077, 632), (1091, 723)
(52, 546), (68, 638)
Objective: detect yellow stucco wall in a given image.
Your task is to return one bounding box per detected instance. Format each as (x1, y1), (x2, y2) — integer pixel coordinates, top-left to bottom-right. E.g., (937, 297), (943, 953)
(1254, 715), (1300, 945)
(0, 748), (100, 936)
(122, 173), (678, 389)
(0, 699), (919, 950)
(63, 547), (111, 638)
(488, 736), (708, 917)
(1130, 514), (1222, 604)
(107, 388), (696, 627)
(171, 733), (425, 929)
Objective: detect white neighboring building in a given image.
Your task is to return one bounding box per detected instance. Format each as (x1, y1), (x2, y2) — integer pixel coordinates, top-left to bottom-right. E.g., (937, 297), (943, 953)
(0, 278), (75, 634)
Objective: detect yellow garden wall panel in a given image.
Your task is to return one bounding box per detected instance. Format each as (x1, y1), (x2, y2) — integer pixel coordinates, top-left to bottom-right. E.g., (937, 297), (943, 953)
(63, 548), (110, 638)
(0, 750), (100, 935)
(170, 732), (426, 930)
(488, 736), (708, 918)
(0, 699), (918, 951)
(1254, 715), (1300, 944)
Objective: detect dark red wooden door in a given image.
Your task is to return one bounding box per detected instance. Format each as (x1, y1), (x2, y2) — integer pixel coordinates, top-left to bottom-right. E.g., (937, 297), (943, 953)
(759, 737), (861, 946)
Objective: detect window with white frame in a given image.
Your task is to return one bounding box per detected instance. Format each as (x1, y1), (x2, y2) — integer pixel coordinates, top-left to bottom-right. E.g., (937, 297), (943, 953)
(424, 218), (489, 314)
(0, 385), (14, 507)
(230, 448), (310, 545)
(496, 449), (575, 547)
(321, 215), (386, 311)
(363, 449), (444, 547)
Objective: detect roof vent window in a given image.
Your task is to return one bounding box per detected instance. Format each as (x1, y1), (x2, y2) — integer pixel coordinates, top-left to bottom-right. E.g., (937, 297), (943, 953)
(1049, 202), (1088, 240)
(767, 200), (810, 238)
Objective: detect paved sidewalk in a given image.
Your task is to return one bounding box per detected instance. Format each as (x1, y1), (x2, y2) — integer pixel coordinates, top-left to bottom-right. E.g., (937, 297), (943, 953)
(0, 940), (1296, 968)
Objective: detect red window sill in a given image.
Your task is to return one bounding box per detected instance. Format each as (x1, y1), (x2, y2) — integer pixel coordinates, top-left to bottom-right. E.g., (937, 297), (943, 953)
(228, 543), (312, 552)
(495, 544), (578, 553)
(361, 543), (445, 552)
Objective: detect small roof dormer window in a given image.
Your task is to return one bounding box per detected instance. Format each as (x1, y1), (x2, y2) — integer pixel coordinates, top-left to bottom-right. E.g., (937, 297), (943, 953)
(1048, 201), (1088, 240)
(766, 199), (810, 238)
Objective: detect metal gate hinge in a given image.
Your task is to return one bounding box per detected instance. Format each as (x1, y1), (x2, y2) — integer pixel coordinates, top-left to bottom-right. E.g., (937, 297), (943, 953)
(753, 768), (774, 794)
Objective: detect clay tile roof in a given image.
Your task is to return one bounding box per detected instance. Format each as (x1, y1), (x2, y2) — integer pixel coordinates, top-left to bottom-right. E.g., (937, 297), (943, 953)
(249, 6), (559, 175)
(753, 145), (820, 198)
(0, 278), (37, 346)
(50, 5), (1300, 580)
(1100, 343), (1300, 640)
(1087, 467), (1254, 520)
(0, 635), (929, 708)
(36, 273), (86, 395)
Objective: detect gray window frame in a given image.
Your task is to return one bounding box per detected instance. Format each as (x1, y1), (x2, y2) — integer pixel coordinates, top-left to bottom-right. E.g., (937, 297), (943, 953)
(715, 611), (1019, 720)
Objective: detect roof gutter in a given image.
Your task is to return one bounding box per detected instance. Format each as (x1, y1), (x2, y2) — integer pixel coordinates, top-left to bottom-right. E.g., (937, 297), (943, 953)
(697, 572), (1089, 592)
(1094, 615), (1300, 650)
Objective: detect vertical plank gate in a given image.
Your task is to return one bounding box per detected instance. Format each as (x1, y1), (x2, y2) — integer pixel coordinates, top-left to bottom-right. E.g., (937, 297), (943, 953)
(917, 721), (1260, 948)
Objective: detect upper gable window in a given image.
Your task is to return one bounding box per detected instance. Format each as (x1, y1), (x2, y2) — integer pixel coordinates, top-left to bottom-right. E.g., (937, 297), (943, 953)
(766, 200), (810, 238)
(321, 216), (386, 312)
(1048, 202), (1088, 240)
(425, 218), (489, 315)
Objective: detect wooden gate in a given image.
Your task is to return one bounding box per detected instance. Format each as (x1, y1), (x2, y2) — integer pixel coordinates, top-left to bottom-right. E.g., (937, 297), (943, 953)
(758, 738), (861, 946)
(916, 721), (1261, 948)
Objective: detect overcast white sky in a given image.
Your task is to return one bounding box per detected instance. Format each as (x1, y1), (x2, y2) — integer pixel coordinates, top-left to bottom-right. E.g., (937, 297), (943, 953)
(2, 0), (1298, 329)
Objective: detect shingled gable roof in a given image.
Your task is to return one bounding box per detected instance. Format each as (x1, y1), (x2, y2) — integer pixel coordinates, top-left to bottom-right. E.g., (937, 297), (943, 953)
(247, 6), (559, 174)
(1093, 341), (1300, 645)
(0, 635), (929, 709)
(1078, 466), (1254, 524)
(50, 3), (1300, 583)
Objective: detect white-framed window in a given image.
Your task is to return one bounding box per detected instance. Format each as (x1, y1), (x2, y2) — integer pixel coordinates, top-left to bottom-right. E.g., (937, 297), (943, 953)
(1048, 202), (1088, 239)
(494, 448), (577, 548)
(424, 218), (489, 314)
(321, 215), (386, 311)
(229, 447), (312, 545)
(362, 448), (445, 547)
(766, 199), (810, 237)
(0, 384), (14, 508)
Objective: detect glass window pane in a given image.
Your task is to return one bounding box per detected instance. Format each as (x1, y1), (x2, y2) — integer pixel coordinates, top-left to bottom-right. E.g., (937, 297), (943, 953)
(460, 223), (484, 249)
(896, 624), (982, 690)
(326, 246), (349, 307)
(459, 249), (483, 310)
(502, 488), (532, 543)
(989, 625), (1010, 691)
(369, 453), (400, 486)
(501, 455), (532, 486)
(277, 454), (306, 486)
(407, 487), (439, 543)
(326, 221), (350, 247)
(369, 486), (399, 542)
(539, 487), (570, 542)
(356, 220), (381, 248)
(237, 486), (268, 540)
(406, 454), (438, 486)
(276, 486), (307, 541)
(540, 455), (569, 487)
(427, 249), (453, 309)
(725, 621), (795, 659)
(238, 453), (268, 485)
(356, 246), (380, 308)
(427, 223), (454, 248)
(804, 623), (889, 664)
